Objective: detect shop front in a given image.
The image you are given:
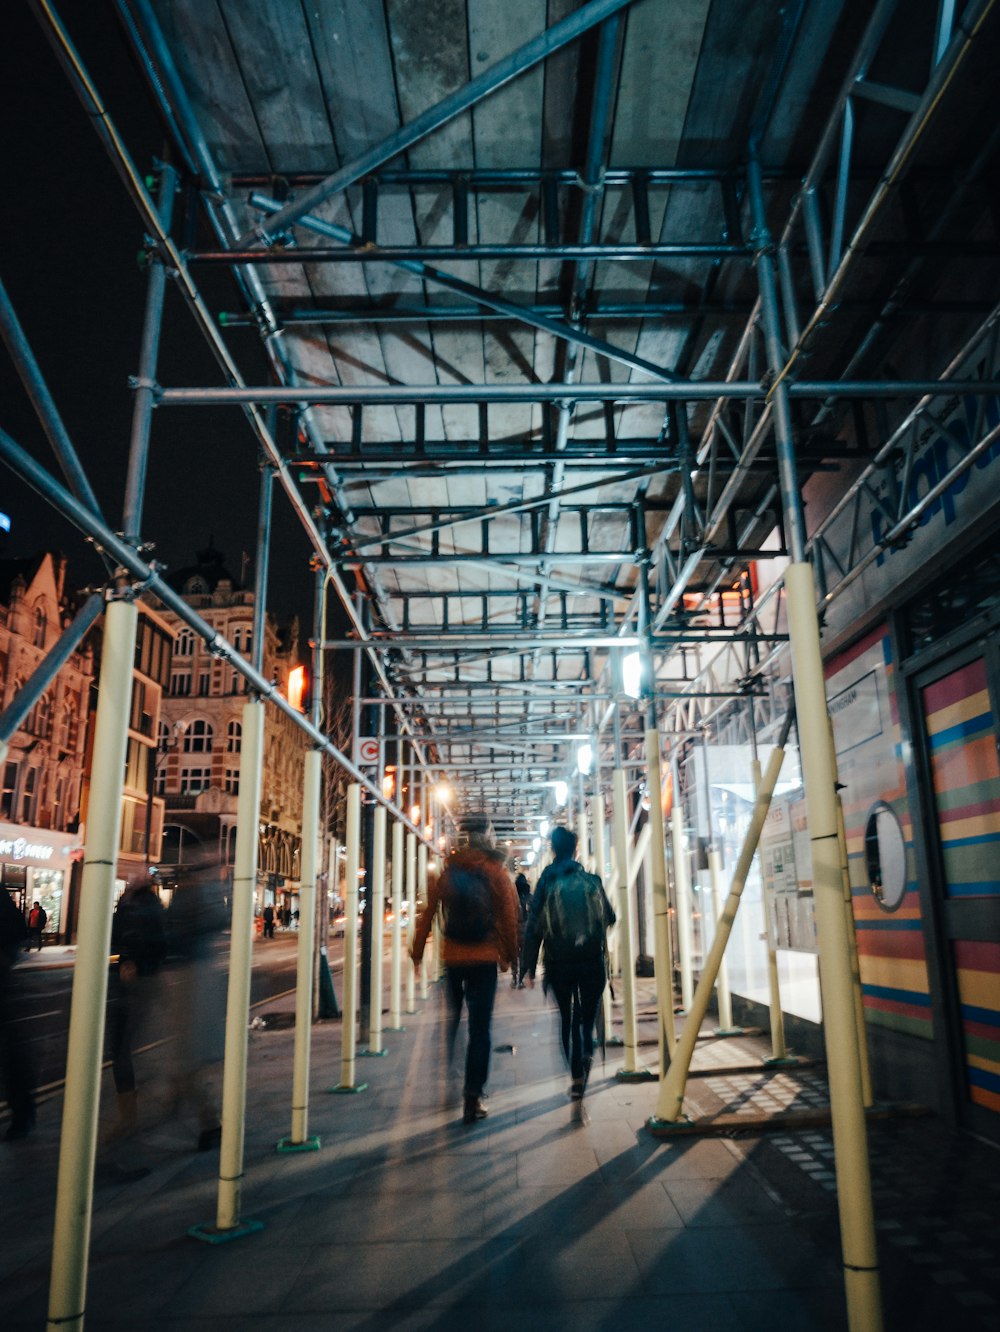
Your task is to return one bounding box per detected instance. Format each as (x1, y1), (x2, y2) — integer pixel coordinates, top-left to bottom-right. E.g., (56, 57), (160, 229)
(0, 821), (81, 942)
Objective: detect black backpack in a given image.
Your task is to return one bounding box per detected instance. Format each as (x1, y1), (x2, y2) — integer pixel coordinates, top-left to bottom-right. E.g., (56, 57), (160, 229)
(541, 863), (607, 959)
(442, 863), (494, 943)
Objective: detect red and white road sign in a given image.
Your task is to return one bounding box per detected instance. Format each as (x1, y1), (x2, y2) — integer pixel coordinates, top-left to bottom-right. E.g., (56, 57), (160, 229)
(358, 738), (380, 764)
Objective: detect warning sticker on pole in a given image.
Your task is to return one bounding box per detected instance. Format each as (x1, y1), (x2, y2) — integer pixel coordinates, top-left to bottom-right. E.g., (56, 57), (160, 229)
(358, 738), (380, 764)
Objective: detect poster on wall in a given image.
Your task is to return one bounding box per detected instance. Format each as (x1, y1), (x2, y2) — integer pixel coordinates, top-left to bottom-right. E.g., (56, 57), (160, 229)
(759, 799), (817, 952)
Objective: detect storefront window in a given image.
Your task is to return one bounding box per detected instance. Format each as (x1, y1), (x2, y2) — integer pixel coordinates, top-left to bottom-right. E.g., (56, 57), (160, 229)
(30, 868), (64, 937)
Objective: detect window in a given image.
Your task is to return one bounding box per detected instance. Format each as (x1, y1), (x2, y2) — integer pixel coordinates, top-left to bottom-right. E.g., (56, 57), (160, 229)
(227, 720), (242, 753)
(1, 762), (18, 819)
(60, 697), (79, 752)
(198, 670), (211, 696)
(20, 766), (38, 822)
(33, 604), (47, 648)
(170, 671), (192, 697)
(154, 766), (167, 797)
(130, 680), (153, 737)
(180, 766), (212, 794)
(224, 769), (240, 796)
(175, 629), (195, 657)
(183, 720), (213, 752)
(52, 778), (64, 828)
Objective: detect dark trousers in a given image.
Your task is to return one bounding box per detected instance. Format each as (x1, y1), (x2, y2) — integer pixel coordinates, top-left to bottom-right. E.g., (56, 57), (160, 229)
(0, 965), (36, 1127)
(445, 963), (497, 1098)
(545, 954), (606, 1083)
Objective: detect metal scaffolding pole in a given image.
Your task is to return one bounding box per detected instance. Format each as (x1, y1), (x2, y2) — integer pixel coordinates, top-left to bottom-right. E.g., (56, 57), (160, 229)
(333, 784), (366, 1094)
(749, 154), (882, 1332)
(280, 566), (325, 1153)
(122, 163), (177, 543)
(46, 597), (135, 1332)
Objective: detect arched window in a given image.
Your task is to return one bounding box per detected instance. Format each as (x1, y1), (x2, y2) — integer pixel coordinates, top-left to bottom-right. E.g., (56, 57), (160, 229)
(175, 629), (195, 657)
(226, 719), (242, 753)
(183, 719), (213, 752)
(33, 604), (47, 648)
(60, 696), (79, 752)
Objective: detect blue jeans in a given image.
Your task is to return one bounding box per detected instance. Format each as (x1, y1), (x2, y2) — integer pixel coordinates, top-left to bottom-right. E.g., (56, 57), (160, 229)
(445, 964), (497, 1099)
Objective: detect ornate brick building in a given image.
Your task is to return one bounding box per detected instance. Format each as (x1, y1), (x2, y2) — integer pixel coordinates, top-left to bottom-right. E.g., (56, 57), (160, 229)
(152, 545), (307, 916)
(0, 553), (92, 938)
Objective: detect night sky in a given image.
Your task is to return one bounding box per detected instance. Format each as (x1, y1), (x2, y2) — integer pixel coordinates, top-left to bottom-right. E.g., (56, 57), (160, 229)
(0, 4), (328, 644)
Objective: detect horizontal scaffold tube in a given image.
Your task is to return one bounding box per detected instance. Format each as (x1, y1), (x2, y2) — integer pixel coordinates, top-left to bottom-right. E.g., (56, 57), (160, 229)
(155, 379), (1000, 406)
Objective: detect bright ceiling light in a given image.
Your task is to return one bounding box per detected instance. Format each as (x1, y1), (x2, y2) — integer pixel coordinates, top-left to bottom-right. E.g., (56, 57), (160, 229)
(540, 818), (550, 837)
(554, 780), (568, 807)
(622, 651), (642, 699)
(576, 742), (593, 775)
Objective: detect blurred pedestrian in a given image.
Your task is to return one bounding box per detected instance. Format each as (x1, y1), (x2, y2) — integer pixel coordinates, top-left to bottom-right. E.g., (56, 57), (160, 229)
(26, 900), (47, 951)
(164, 853), (226, 1151)
(411, 813), (518, 1124)
(522, 825), (615, 1123)
(511, 872), (531, 988)
(262, 902), (275, 939)
(106, 876), (166, 1143)
(0, 887), (35, 1140)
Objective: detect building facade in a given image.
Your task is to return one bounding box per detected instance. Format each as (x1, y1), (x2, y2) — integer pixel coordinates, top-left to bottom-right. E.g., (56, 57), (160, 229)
(0, 553), (92, 939)
(152, 545), (307, 918)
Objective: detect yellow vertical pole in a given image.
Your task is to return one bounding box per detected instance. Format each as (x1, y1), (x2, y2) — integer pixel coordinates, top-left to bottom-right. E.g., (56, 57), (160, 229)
(644, 726), (677, 1064)
(283, 746), (321, 1148)
(576, 807), (589, 870)
(785, 562), (881, 1329)
(389, 817), (404, 1028)
(837, 795), (874, 1106)
(612, 766), (639, 1073)
(670, 805), (695, 1011)
(336, 783), (362, 1089)
(591, 793), (614, 1038)
(368, 804), (387, 1053)
(405, 830), (417, 1013)
(213, 697), (265, 1231)
(47, 597), (136, 1332)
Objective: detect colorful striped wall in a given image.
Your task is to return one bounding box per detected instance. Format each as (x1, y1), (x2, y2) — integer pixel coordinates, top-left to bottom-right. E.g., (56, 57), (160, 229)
(921, 657), (1000, 1112)
(829, 627), (934, 1039)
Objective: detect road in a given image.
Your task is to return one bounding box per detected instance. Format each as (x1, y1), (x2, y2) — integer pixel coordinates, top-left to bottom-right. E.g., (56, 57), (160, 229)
(4, 931), (347, 1097)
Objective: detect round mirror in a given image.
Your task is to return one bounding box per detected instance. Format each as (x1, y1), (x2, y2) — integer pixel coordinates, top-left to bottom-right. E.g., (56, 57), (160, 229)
(864, 801), (907, 912)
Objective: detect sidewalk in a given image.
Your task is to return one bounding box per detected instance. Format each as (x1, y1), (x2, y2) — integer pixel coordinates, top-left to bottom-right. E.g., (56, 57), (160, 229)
(1, 975), (998, 1330)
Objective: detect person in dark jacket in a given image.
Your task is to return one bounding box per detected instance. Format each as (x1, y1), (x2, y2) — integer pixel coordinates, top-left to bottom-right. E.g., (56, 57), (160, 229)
(0, 888), (35, 1139)
(411, 813), (518, 1124)
(512, 873), (532, 988)
(522, 825), (615, 1122)
(106, 878), (166, 1145)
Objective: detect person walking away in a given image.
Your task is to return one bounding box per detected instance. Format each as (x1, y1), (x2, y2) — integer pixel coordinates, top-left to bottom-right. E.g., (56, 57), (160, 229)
(106, 877), (166, 1151)
(512, 873), (532, 987)
(411, 813), (518, 1124)
(522, 825), (615, 1124)
(26, 900), (47, 951)
(0, 887), (36, 1139)
(262, 902), (275, 939)
(164, 854), (226, 1151)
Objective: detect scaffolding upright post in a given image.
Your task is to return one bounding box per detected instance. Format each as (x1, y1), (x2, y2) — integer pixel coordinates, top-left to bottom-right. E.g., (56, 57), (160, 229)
(749, 153), (882, 1332)
(279, 564), (324, 1152)
(640, 573), (677, 1065)
(46, 596), (137, 1332)
(611, 652), (641, 1077)
(193, 461), (272, 1241)
(332, 784), (366, 1093)
(365, 707), (387, 1056)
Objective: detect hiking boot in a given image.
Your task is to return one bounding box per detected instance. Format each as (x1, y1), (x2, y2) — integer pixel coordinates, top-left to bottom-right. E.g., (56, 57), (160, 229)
(463, 1096), (488, 1124)
(570, 1097), (589, 1126)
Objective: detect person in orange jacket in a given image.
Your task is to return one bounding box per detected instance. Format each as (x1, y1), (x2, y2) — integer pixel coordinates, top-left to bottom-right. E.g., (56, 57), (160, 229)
(411, 813), (518, 1124)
